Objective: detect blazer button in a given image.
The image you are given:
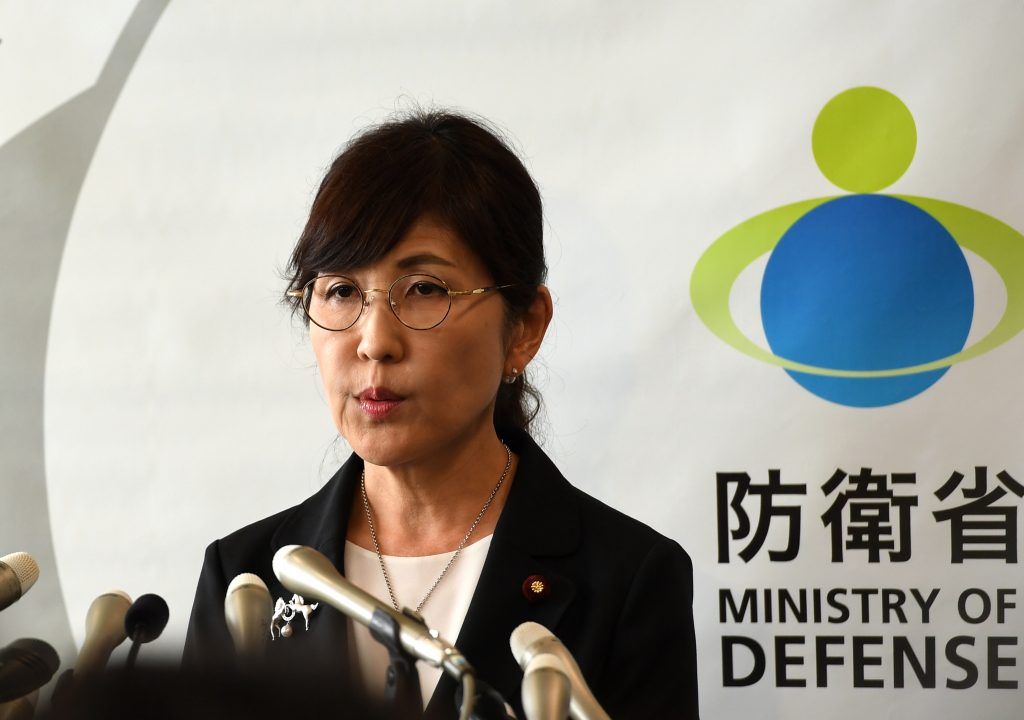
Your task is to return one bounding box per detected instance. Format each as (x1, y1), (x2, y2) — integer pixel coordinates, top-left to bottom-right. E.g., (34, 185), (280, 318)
(522, 574), (550, 602)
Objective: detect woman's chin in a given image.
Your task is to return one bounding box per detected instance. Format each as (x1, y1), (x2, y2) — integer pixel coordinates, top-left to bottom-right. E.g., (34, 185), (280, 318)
(342, 425), (423, 468)
(340, 406), (497, 469)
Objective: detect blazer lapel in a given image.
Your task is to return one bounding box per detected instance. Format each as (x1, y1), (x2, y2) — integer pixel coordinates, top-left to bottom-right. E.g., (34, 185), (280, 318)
(424, 432), (581, 719)
(266, 453), (363, 669)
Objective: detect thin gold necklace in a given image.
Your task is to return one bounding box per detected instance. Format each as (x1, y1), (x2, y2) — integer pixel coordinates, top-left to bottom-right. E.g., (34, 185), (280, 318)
(359, 442), (512, 613)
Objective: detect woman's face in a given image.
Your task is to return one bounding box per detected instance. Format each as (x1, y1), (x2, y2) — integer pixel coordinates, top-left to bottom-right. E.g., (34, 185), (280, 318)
(310, 216), (512, 468)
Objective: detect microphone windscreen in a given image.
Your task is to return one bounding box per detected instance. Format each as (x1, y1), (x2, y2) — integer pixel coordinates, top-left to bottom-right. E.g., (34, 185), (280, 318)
(124, 594), (170, 644)
(0, 553), (39, 594)
(227, 572), (268, 596)
(509, 621), (551, 664)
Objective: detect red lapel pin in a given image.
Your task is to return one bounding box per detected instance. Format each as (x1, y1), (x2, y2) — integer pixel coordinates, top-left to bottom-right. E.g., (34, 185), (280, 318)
(522, 574), (550, 602)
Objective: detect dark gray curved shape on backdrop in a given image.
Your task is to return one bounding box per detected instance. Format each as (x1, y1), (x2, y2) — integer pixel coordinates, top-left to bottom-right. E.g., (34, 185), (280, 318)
(0, 0), (169, 669)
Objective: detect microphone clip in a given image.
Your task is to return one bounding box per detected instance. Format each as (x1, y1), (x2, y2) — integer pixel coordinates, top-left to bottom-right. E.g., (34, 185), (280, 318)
(368, 607), (425, 717)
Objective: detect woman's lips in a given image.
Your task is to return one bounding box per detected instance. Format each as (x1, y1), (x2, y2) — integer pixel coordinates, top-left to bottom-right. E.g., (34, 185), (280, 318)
(357, 387), (405, 420)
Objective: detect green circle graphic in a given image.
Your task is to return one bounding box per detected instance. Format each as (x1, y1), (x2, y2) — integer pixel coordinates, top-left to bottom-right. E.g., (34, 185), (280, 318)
(812, 86), (917, 193)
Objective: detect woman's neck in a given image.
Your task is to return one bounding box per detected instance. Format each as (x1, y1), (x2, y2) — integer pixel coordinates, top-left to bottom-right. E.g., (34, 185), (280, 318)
(348, 427), (517, 556)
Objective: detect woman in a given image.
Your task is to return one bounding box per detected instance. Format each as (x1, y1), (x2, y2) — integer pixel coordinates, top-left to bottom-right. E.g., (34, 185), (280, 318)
(184, 110), (699, 719)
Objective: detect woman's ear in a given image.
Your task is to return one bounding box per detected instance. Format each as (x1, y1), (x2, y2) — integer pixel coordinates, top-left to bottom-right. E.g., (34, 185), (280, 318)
(504, 286), (553, 375)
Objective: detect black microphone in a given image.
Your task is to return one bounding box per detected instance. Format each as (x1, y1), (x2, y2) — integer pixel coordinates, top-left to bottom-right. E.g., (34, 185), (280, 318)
(0, 553), (39, 613)
(0, 638), (60, 704)
(123, 594), (169, 669)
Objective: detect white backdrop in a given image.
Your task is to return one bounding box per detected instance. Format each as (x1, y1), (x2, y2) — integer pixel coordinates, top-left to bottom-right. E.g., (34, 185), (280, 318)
(2, 1), (1022, 717)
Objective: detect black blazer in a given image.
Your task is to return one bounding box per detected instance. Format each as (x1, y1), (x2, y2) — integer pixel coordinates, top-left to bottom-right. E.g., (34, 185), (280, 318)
(184, 431), (699, 719)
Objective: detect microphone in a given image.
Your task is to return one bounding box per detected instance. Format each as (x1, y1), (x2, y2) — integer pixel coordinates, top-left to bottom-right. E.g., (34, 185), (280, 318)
(274, 545), (479, 720)
(0, 553), (39, 613)
(0, 638), (60, 703)
(510, 622), (610, 720)
(0, 689), (38, 720)
(520, 654), (571, 720)
(272, 545), (473, 679)
(123, 594), (170, 669)
(125, 594), (170, 644)
(223, 573), (273, 660)
(75, 590), (132, 678)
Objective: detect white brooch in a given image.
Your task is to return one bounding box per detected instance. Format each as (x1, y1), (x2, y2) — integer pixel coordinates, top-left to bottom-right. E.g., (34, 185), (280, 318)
(270, 593), (320, 639)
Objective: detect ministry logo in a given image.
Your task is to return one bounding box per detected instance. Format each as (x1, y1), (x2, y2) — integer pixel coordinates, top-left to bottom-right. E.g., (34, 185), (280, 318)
(690, 87), (1024, 407)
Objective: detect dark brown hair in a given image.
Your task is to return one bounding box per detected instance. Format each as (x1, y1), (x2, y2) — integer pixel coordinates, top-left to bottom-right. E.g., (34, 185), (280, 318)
(286, 109), (546, 435)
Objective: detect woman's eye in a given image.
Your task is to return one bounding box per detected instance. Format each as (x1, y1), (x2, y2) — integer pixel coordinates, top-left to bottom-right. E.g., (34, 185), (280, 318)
(325, 283), (358, 300)
(410, 281), (445, 297)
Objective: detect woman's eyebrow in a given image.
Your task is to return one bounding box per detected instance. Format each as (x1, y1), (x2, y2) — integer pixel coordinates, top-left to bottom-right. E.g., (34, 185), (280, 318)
(395, 253), (457, 269)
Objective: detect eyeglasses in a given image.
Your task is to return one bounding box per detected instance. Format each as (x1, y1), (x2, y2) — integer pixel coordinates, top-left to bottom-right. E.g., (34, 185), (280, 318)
(288, 273), (516, 331)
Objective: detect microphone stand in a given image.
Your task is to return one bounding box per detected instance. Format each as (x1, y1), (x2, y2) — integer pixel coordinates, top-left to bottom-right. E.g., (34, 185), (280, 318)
(454, 677), (517, 720)
(124, 637), (143, 671)
(368, 608), (423, 718)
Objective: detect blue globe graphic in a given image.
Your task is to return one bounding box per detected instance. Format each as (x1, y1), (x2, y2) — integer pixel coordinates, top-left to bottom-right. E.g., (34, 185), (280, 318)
(760, 194), (974, 407)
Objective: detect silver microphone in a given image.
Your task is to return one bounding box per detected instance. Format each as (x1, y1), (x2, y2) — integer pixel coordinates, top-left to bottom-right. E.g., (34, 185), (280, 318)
(521, 653), (571, 720)
(510, 622), (611, 720)
(0, 553), (39, 613)
(272, 544), (473, 679)
(224, 573), (273, 660)
(75, 590), (133, 679)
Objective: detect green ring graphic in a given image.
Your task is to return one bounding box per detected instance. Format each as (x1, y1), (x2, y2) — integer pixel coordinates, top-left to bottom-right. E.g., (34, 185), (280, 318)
(689, 195), (1024, 377)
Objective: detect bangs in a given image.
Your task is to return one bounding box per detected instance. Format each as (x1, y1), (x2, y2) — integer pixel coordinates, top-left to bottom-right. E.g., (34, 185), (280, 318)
(292, 131), (453, 278)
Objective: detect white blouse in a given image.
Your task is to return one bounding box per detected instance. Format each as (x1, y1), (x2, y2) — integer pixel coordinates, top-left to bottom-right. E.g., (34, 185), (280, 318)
(343, 535), (494, 709)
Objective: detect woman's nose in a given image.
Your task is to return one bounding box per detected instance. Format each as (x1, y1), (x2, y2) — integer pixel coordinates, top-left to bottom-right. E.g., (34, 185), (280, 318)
(355, 289), (405, 362)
